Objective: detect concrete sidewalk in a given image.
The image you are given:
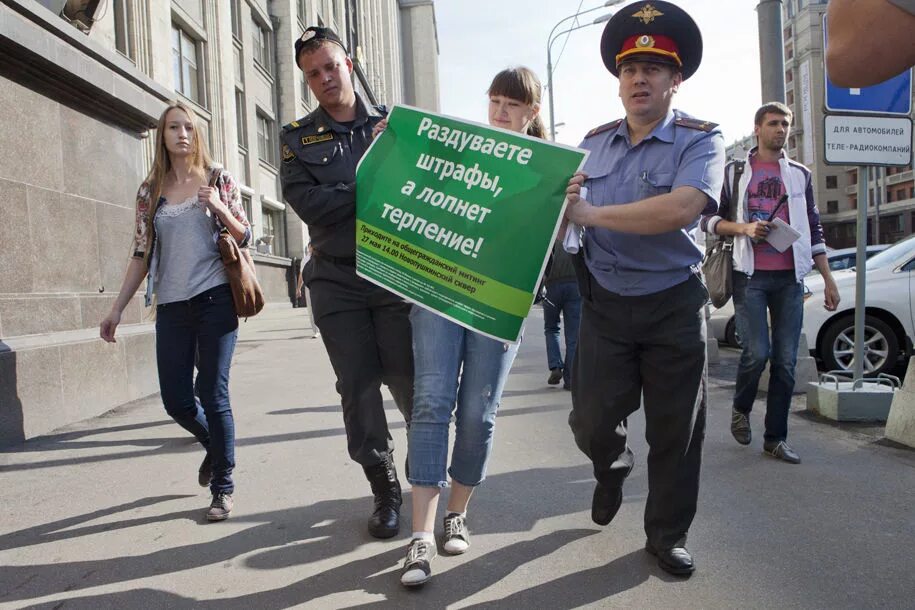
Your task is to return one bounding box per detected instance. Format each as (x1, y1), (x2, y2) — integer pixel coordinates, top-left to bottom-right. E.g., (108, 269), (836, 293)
(1, 306), (913, 609)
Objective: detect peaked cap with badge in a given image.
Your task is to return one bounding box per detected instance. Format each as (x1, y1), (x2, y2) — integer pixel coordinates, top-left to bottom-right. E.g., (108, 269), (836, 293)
(294, 25), (348, 65)
(600, 0), (703, 81)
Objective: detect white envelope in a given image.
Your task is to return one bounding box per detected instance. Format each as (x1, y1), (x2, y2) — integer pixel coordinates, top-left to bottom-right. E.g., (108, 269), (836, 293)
(563, 186), (588, 254)
(765, 217), (801, 253)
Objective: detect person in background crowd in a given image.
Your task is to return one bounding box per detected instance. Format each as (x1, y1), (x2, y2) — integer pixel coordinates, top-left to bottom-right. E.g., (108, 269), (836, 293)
(700, 102), (839, 465)
(542, 242), (582, 391)
(296, 243), (320, 339)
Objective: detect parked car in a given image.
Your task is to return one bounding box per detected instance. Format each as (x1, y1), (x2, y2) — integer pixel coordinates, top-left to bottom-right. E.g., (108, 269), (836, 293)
(813, 244), (890, 273)
(708, 244), (892, 349)
(804, 235), (915, 376)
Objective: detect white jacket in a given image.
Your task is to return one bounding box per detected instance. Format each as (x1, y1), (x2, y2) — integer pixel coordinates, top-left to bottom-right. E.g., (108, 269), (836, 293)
(702, 148), (827, 283)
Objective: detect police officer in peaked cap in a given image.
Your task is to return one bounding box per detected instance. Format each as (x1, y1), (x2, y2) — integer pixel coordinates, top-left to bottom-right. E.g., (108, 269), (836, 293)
(280, 26), (414, 540)
(563, 1), (726, 577)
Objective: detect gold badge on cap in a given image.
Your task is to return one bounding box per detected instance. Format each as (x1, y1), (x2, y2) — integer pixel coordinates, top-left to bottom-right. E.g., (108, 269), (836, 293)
(636, 35), (656, 48)
(632, 3), (664, 24)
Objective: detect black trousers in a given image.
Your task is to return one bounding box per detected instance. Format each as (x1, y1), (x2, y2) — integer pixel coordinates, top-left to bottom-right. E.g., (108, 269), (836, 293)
(569, 272), (707, 550)
(306, 257), (414, 467)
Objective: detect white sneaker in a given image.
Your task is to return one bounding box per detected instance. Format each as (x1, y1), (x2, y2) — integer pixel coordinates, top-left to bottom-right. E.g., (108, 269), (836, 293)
(443, 513), (470, 555)
(400, 538), (436, 587)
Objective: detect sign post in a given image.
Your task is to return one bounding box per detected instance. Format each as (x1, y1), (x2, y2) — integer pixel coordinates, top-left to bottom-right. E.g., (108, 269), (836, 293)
(822, 15), (913, 381)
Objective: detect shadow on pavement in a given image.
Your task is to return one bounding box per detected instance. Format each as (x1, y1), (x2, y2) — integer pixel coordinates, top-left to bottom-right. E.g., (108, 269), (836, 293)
(3, 466), (603, 606)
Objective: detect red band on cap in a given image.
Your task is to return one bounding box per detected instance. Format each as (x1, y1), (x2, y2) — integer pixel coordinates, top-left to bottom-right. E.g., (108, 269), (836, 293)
(616, 34), (682, 67)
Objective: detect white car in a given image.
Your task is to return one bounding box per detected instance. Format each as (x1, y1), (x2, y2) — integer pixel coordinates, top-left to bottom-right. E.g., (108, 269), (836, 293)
(708, 244), (892, 350)
(804, 236), (915, 376)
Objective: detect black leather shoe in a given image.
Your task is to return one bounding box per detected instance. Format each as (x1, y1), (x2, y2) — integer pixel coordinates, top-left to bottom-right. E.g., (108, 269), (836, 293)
(763, 440), (801, 464)
(730, 409), (751, 445)
(645, 543), (695, 576)
(364, 456), (402, 538)
(591, 483), (622, 526)
(548, 368), (563, 385)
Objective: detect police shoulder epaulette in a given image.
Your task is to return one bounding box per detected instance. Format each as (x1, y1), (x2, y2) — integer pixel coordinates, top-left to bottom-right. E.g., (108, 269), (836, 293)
(584, 119), (623, 139)
(674, 117), (718, 132)
(282, 116), (312, 132)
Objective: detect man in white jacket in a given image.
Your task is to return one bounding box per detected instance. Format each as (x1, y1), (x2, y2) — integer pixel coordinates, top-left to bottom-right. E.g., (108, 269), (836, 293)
(701, 102), (839, 464)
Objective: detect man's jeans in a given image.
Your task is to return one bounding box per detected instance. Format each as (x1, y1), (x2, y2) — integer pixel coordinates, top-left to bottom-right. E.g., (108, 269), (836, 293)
(732, 270), (803, 443)
(156, 283), (238, 494)
(543, 279), (582, 387)
(407, 307), (520, 487)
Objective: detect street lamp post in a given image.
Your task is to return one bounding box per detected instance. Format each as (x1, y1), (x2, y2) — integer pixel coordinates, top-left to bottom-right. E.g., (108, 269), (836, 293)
(546, 0), (626, 140)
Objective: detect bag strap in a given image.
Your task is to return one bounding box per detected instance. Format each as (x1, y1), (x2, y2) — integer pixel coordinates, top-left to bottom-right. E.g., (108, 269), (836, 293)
(727, 160), (745, 223)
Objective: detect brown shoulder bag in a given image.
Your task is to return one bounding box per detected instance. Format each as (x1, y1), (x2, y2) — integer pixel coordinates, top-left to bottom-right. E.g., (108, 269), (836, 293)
(209, 170), (265, 317)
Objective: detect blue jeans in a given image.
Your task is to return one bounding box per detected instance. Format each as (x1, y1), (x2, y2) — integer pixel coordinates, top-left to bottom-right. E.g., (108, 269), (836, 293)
(407, 307), (520, 487)
(156, 283), (238, 494)
(732, 270), (803, 443)
(543, 280), (582, 386)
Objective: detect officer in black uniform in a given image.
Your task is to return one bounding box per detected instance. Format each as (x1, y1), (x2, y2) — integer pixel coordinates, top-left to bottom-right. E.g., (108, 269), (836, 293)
(280, 27), (414, 539)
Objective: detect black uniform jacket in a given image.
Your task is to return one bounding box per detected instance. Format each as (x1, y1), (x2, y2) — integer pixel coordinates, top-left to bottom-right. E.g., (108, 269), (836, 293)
(280, 93), (387, 259)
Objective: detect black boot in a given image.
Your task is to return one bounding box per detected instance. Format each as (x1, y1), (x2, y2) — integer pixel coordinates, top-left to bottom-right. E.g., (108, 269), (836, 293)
(364, 455), (402, 539)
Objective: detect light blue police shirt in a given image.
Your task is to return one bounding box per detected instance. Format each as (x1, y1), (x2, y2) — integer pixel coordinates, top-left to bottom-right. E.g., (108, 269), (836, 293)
(579, 109), (725, 296)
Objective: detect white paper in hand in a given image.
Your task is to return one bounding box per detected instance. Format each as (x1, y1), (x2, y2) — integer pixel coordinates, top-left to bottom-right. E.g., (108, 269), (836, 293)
(563, 186), (587, 254)
(765, 217), (801, 253)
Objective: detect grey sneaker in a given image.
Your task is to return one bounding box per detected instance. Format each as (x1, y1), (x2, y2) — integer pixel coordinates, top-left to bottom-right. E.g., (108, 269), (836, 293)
(763, 441), (801, 464)
(400, 538), (437, 587)
(206, 492), (233, 521)
(730, 409), (752, 445)
(443, 513), (470, 555)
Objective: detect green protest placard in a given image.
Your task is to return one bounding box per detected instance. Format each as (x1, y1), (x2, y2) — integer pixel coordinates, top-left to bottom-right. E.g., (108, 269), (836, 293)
(355, 105), (588, 342)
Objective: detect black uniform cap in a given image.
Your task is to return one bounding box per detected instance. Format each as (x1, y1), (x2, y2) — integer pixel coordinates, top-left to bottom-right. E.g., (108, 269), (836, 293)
(600, 1), (703, 81)
(294, 26), (347, 64)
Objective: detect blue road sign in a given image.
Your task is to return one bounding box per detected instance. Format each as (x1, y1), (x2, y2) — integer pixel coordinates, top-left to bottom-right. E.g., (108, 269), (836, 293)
(823, 15), (912, 115)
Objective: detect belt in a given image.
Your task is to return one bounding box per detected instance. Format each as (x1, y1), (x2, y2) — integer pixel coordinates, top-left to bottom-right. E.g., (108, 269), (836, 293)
(312, 248), (356, 267)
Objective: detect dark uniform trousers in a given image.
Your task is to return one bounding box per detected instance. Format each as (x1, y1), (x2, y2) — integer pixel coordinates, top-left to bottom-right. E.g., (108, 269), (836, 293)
(569, 271), (707, 550)
(305, 256), (414, 467)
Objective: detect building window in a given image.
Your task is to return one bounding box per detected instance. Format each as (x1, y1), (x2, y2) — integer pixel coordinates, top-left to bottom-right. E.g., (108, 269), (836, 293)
(785, 44), (793, 60)
(252, 18), (272, 74)
(826, 175), (838, 189)
(848, 169), (857, 185)
(786, 90), (794, 105)
(113, 0), (134, 60)
(826, 200), (839, 214)
(256, 112), (277, 167)
(172, 24), (202, 104)
(230, 0), (242, 39)
(261, 207), (287, 256)
(788, 135), (796, 150)
(241, 194), (253, 225)
(888, 191), (895, 203)
(910, 186), (914, 199)
(297, 0), (308, 24)
(235, 89), (247, 148)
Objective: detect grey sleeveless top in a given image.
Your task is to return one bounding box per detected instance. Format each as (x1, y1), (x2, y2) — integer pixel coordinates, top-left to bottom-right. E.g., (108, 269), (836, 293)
(153, 196), (228, 304)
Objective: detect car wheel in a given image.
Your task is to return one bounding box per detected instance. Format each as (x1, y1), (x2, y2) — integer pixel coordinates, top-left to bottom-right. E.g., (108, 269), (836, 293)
(725, 318), (742, 348)
(819, 314), (899, 376)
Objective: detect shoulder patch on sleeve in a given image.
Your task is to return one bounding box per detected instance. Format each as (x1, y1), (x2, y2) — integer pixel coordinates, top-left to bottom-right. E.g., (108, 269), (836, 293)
(584, 119), (623, 139)
(674, 117), (718, 132)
